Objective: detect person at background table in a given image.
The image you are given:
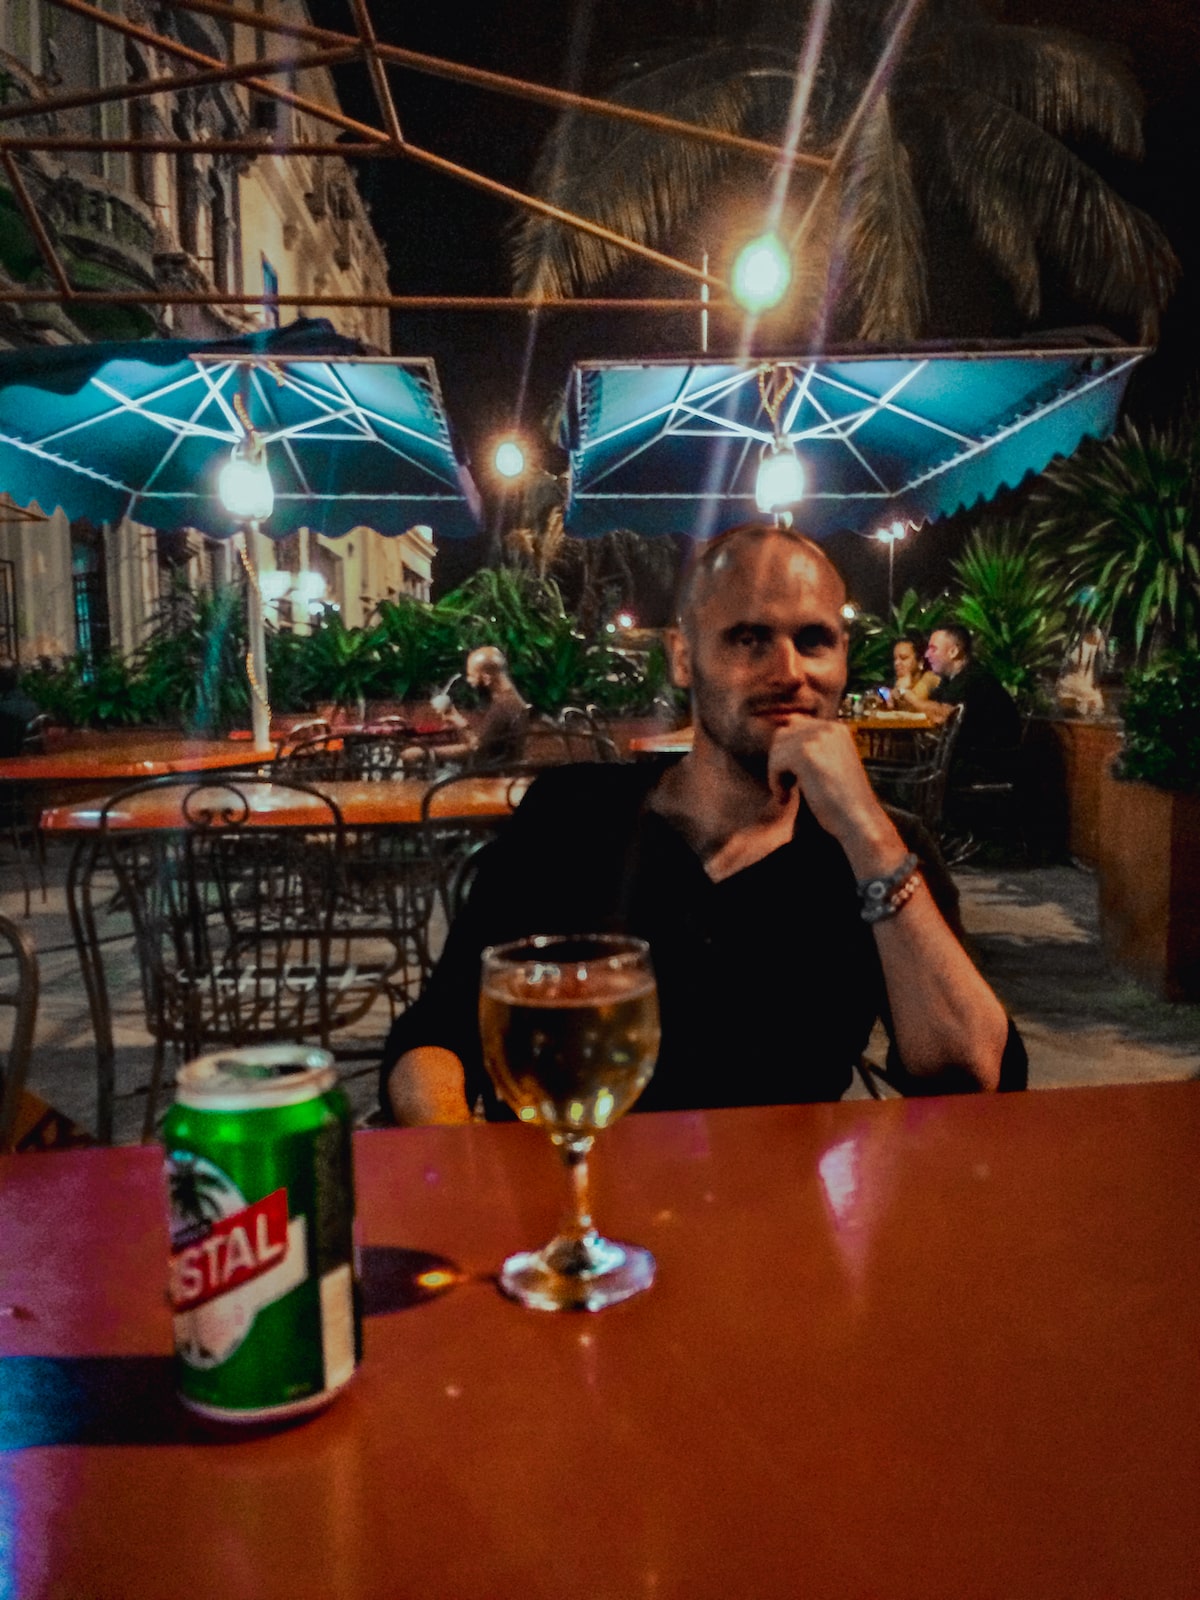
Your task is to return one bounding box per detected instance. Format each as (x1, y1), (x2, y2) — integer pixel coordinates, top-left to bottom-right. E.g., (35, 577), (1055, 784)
(922, 625), (1022, 778)
(0, 664), (40, 758)
(890, 633), (940, 706)
(381, 523), (1025, 1125)
(427, 646), (530, 768)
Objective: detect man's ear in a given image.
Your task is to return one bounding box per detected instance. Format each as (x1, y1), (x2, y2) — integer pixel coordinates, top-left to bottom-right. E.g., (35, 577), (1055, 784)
(665, 626), (692, 690)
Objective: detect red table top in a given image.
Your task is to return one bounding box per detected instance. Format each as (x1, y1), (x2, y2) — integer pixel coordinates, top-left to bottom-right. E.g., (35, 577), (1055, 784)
(40, 775), (531, 833)
(3, 1084), (1197, 1599)
(628, 713), (931, 754)
(0, 735), (275, 784)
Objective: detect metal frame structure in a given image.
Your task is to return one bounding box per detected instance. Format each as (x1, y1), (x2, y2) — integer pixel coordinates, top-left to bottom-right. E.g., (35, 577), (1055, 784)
(0, 0), (851, 320)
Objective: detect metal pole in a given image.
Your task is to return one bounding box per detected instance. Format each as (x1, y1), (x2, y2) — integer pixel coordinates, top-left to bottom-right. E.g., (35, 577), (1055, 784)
(701, 250), (709, 353)
(887, 538), (895, 618)
(241, 525), (271, 751)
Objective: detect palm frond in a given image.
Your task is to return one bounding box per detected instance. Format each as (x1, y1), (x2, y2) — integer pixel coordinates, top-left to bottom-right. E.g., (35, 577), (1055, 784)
(509, 46), (786, 296)
(940, 91), (1177, 337)
(923, 23), (1144, 157)
(838, 92), (927, 340)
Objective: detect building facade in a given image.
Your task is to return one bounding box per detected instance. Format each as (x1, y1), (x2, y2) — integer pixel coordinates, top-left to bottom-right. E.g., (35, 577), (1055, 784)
(0, 0), (434, 671)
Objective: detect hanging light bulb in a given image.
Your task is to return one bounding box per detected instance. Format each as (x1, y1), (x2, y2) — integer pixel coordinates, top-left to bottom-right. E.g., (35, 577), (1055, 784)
(219, 432), (274, 522)
(755, 437), (805, 514)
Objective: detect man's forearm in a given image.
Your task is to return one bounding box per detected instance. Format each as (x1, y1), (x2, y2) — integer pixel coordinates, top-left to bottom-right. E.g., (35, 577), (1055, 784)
(388, 1046), (472, 1125)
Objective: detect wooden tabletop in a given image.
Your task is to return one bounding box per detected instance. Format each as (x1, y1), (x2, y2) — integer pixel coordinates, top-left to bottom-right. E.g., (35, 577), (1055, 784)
(4, 1083), (1197, 1598)
(40, 774), (530, 833)
(0, 735), (276, 784)
(628, 713), (931, 755)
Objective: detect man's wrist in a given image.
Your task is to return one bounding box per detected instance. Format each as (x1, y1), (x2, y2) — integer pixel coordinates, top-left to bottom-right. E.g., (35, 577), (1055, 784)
(831, 805), (910, 880)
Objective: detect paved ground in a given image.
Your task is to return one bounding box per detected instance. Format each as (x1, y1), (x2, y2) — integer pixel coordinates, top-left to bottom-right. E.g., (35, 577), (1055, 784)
(5, 838), (1198, 1145)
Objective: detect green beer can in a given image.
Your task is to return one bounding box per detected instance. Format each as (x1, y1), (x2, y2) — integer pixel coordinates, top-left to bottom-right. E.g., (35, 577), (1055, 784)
(162, 1045), (362, 1424)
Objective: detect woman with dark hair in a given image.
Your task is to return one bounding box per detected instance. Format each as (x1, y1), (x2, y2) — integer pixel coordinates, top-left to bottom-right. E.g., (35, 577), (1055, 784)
(892, 634), (939, 707)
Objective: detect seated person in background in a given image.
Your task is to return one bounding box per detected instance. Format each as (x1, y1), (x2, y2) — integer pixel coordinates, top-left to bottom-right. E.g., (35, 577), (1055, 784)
(922, 625), (1022, 779)
(0, 664), (40, 758)
(381, 523), (1025, 1126)
(890, 633), (940, 706)
(428, 646), (530, 768)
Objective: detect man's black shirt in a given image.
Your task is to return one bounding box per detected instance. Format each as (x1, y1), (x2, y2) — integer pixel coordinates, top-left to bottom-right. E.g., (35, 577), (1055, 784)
(380, 760), (1025, 1117)
(930, 661), (1021, 775)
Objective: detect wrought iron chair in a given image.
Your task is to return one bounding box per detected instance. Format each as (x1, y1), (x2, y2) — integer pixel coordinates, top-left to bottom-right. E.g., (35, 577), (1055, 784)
(271, 730), (344, 782)
(863, 704), (965, 837)
(419, 765), (537, 922)
(273, 717), (332, 759)
(0, 914), (38, 1152)
(98, 774), (349, 1139)
(560, 705), (621, 763)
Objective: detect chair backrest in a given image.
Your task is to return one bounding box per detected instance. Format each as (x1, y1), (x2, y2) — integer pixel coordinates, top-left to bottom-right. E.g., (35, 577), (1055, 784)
(0, 914), (37, 1152)
(22, 713), (53, 754)
(273, 718), (331, 759)
(559, 706), (621, 763)
(273, 730), (343, 782)
(98, 774), (346, 1060)
(419, 764), (537, 920)
(337, 730), (411, 781)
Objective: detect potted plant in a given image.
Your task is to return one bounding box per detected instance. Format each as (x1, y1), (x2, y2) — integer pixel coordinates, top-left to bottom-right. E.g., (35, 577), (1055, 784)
(1094, 651), (1200, 999)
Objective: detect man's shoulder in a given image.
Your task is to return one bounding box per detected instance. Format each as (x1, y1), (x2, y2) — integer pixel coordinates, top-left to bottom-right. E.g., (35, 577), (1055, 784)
(520, 758), (666, 813)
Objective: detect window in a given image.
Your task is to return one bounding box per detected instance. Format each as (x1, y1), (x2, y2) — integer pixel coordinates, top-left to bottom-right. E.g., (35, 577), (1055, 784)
(71, 521), (110, 669)
(261, 255), (279, 327)
(0, 560), (18, 664)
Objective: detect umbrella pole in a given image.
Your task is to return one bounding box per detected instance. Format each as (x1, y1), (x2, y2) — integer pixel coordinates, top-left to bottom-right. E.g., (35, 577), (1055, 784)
(238, 525), (271, 751)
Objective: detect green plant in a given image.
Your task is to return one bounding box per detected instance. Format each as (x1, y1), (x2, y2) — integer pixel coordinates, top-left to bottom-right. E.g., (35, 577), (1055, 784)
(371, 596), (463, 700)
(137, 580), (248, 732)
(293, 611), (386, 716)
(888, 587), (953, 645)
(1115, 651), (1200, 792)
(950, 520), (1072, 709)
(844, 611), (892, 692)
(1035, 416), (1200, 663)
(23, 653), (150, 728)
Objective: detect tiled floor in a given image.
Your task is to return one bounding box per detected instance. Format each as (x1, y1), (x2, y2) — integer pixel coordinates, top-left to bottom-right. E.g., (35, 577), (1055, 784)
(6, 838), (1199, 1145)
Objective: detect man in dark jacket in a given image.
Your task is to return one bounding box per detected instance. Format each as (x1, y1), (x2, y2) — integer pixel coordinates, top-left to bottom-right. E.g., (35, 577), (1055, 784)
(382, 525), (1024, 1124)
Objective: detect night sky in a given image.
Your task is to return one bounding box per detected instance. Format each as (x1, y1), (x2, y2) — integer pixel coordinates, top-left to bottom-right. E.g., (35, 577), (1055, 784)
(308, 0), (1200, 604)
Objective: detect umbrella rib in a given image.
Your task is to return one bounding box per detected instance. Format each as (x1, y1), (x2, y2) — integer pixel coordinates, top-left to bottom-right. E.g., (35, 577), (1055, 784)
(309, 363), (462, 487)
(131, 372), (240, 507)
(791, 387), (890, 492)
(247, 365), (314, 499)
(0, 430), (130, 492)
(897, 356), (1140, 494)
(582, 368), (750, 455)
(88, 377), (234, 443)
(194, 361), (253, 438)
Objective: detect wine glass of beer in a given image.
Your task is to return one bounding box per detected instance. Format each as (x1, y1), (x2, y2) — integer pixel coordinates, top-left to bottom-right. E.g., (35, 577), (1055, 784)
(479, 933), (661, 1312)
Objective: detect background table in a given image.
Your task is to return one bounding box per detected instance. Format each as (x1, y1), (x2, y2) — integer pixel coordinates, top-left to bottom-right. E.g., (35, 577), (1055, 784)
(3, 1084), (1197, 1598)
(42, 775), (529, 1141)
(628, 713), (932, 758)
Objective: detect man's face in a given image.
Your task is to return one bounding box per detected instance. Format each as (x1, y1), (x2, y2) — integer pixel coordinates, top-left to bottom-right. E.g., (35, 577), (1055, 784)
(670, 534), (848, 774)
(926, 630), (960, 678)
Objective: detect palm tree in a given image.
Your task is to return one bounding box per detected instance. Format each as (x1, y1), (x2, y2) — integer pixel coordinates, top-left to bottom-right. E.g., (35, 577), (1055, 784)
(511, 0), (1176, 342)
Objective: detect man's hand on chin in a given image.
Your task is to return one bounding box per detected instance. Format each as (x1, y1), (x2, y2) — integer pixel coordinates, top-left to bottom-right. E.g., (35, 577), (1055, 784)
(767, 719), (902, 868)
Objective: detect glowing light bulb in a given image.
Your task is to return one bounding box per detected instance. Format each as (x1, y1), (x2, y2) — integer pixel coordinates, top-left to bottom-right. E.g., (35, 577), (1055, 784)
(731, 233), (791, 313)
(218, 436), (274, 522)
(755, 438), (805, 513)
(493, 439), (525, 478)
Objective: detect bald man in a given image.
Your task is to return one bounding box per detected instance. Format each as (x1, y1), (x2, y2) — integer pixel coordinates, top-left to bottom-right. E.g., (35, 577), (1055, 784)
(382, 524), (1023, 1124)
(434, 645), (530, 768)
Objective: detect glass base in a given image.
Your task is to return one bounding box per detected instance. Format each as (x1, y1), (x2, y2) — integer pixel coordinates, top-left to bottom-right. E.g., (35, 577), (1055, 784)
(498, 1231), (655, 1312)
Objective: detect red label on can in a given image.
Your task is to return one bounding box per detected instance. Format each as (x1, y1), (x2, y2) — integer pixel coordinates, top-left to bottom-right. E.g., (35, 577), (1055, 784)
(169, 1187), (290, 1312)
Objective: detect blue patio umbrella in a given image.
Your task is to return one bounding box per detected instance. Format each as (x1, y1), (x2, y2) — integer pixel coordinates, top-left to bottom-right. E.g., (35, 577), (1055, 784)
(0, 318), (481, 540)
(563, 329), (1146, 542)
(0, 319), (481, 745)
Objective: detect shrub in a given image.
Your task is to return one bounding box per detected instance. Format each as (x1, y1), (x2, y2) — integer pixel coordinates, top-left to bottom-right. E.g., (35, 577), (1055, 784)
(1116, 650), (1200, 792)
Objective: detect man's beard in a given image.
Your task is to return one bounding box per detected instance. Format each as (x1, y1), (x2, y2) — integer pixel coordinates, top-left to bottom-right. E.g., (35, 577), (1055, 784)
(693, 684), (771, 785)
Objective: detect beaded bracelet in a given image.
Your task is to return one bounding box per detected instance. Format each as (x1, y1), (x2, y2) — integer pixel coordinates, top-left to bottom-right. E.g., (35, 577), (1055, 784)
(857, 851), (922, 924)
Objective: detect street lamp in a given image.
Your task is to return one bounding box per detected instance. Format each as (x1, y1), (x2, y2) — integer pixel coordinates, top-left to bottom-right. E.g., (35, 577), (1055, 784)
(219, 429), (275, 752)
(493, 438), (526, 479)
(731, 232), (791, 313)
(875, 520), (907, 617)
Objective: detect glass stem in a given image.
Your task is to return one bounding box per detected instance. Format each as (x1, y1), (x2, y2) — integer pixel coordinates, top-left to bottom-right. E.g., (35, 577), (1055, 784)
(557, 1134), (595, 1242)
